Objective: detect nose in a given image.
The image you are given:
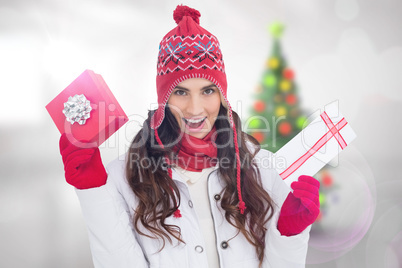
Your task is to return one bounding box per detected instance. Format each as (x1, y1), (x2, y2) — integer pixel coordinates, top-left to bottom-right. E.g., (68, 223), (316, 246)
(186, 95), (204, 116)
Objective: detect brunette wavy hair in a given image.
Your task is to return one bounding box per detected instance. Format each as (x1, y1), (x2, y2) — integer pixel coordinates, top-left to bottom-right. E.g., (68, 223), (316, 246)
(126, 104), (275, 266)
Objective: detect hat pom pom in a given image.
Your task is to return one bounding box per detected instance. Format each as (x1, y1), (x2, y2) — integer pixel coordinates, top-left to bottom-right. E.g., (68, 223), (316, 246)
(173, 5), (201, 25)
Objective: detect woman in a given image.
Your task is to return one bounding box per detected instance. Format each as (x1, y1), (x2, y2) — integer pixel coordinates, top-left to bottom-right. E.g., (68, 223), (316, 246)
(59, 5), (320, 268)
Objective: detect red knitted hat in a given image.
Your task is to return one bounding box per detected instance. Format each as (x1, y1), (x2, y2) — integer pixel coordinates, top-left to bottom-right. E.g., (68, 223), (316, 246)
(152, 5), (245, 217)
(151, 5), (232, 129)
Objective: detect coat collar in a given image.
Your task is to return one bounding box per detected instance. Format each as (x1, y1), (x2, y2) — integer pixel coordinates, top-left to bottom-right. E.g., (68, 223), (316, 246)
(171, 165), (219, 185)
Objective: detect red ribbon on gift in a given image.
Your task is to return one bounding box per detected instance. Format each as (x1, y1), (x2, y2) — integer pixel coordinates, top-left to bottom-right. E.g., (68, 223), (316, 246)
(280, 111), (349, 180)
(320, 111), (347, 150)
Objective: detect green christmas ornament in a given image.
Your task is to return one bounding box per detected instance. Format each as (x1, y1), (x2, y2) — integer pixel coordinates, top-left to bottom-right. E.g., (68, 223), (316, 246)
(269, 21), (285, 39)
(248, 118), (262, 129)
(296, 116), (308, 129)
(319, 193), (326, 205)
(263, 73), (277, 87)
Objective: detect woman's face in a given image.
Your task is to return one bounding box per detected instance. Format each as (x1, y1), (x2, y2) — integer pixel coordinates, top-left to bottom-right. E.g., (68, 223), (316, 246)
(167, 78), (221, 139)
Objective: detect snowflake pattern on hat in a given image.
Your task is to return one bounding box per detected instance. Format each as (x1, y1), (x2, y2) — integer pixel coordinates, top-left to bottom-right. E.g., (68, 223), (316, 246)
(157, 34), (225, 76)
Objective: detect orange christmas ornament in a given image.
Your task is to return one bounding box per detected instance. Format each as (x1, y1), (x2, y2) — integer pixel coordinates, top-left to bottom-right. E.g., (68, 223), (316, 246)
(252, 132), (265, 143)
(278, 121), (292, 136)
(322, 172), (333, 187)
(283, 68), (295, 80)
(316, 211), (322, 222)
(286, 94), (297, 105)
(254, 100), (266, 113)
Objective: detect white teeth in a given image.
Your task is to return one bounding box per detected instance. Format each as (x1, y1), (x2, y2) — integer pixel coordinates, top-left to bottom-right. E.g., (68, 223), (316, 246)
(185, 117), (205, 123)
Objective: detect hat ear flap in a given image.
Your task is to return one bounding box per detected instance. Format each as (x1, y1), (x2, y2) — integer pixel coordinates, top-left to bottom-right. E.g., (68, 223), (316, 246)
(219, 91), (229, 109)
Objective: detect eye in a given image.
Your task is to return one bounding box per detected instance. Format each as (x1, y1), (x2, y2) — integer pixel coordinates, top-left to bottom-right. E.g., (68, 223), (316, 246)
(174, 89), (187, 96)
(204, 88), (216, 95)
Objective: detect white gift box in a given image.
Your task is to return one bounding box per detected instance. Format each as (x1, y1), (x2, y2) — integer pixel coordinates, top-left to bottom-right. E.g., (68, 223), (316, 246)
(273, 102), (357, 186)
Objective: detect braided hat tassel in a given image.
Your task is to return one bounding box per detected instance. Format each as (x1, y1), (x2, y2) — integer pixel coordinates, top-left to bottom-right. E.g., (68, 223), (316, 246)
(232, 125), (246, 214)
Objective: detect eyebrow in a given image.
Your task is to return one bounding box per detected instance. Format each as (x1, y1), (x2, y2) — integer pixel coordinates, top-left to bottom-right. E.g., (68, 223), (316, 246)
(174, 83), (217, 91)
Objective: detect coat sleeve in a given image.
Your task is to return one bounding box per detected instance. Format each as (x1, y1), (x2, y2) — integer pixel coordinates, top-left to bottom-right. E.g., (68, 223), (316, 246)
(74, 158), (148, 268)
(259, 150), (311, 267)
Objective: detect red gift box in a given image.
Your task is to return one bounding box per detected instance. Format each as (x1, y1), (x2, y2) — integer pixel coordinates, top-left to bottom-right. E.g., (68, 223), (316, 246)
(46, 70), (128, 147)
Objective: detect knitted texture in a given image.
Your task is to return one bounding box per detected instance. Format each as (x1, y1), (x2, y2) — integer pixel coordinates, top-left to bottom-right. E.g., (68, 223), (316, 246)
(277, 175), (320, 236)
(173, 126), (218, 172)
(173, 5), (200, 25)
(59, 134), (107, 189)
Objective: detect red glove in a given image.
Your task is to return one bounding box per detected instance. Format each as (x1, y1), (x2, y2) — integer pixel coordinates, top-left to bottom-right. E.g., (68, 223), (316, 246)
(277, 175), (320, 236)
(59, 134), (107, 189)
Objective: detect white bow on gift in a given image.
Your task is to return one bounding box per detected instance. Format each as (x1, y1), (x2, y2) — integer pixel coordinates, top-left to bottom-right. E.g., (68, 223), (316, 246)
(62, 94), (92, 125)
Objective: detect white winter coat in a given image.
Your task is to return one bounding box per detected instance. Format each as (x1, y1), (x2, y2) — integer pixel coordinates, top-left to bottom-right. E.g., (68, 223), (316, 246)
(75, 148), (311, 268)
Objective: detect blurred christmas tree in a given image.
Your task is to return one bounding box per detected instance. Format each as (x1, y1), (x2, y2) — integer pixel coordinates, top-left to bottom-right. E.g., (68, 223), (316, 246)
(315, 169), (338, 225)
(247, 21), (337, 226)
(247, 21), (308, 152)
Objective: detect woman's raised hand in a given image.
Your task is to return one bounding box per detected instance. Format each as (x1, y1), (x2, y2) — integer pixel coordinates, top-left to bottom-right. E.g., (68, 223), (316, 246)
(59, 134), (107, 189)
(277, 175), (320, 236)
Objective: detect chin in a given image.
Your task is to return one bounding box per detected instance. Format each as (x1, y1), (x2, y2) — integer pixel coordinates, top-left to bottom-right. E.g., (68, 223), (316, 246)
(186, 127), (211, 138)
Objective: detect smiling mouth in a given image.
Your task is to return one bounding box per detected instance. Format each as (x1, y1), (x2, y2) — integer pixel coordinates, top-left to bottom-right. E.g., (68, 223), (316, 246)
(183, 117), (207, 130)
